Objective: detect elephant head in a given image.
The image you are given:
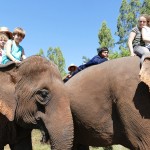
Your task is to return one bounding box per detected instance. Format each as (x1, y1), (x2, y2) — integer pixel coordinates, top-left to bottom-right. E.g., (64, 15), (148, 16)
(0, 56), (73, 150)
(139, 57), (150, 89)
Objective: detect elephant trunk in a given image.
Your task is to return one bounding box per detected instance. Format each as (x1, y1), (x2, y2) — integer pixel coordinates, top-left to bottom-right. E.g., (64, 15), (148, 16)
(36, 87), (73, 150)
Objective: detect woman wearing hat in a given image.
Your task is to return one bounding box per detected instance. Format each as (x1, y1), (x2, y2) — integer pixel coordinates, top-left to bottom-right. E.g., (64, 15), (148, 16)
(63, 64), (77, 82)
(0, 26), (12, 39)
(0, 27), (12, 64)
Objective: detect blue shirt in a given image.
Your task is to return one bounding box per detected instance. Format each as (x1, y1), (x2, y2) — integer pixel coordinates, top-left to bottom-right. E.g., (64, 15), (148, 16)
(72, 55), (108, 76)
(2, 40), (23, 64)
(78, 55), (108, 70)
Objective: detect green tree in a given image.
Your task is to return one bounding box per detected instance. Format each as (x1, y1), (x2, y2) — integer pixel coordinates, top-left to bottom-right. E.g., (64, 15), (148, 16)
(98, 21), (114, 51)
(115, 0), (141, 58)
(109, 51), (121, 60)
(82, 56), (90, 64)
(47, 47), (66, 77)
(37, 48), (45, 57)
(37, 47), (66, 77)
(141, 0), (150, 14)
(115, 0), (129, 48)
(115, 0), (141, 49)
(127, 0), (141, 32)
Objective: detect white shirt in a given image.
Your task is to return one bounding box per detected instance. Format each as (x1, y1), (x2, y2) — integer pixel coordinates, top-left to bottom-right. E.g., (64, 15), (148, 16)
(142, 26), (150, 46)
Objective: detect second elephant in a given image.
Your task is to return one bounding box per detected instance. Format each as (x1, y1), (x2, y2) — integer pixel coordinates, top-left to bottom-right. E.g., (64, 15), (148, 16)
(64, 56), (150, 150)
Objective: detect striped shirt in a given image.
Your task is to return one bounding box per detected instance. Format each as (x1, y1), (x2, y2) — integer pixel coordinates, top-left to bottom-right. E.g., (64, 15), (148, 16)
(132, 26), (145, 47)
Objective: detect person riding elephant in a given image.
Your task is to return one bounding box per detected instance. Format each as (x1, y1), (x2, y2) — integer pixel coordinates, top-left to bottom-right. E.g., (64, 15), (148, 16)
(72, 47), (109, 77)
(63, 63), (77, 83)
(128, 14), (150, 64)
(0, 55), (73, 150)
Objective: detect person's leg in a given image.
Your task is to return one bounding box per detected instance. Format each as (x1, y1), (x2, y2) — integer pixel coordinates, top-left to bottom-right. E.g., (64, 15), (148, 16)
(134, 46), (149, 57)
(134, 46), (150, 63)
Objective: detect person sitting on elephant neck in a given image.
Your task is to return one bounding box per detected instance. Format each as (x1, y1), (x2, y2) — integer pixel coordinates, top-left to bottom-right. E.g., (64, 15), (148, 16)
(0, 34), (9, 64)
(128, 14), (150, 64)
(2, 27), (26, 64)
(72, 47), (109, 76)
(63, 63), (77, 83)
(0, 27), (12, 64)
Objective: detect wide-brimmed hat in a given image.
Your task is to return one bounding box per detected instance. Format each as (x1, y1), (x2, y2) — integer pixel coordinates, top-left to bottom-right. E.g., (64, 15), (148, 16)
(0, 27), (12, 39)
(68, 64), (77, 71)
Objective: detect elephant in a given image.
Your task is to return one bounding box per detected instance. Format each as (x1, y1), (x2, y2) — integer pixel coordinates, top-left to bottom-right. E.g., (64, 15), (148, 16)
(61, 56), (150, 150)
(0, 56), (73, 150)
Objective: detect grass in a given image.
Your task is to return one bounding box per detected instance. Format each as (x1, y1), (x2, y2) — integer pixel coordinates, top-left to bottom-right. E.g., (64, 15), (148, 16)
(4, 130), (129, 150)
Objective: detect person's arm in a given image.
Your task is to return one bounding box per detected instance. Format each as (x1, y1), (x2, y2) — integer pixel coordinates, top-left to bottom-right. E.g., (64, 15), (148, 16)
(142, 26), (150, 42)
(21, 49), (26, 60)
(5, 40), (20, 63)
(94, 58), (108, 65)
(87, 56), (107, 66)
(128, 32), (136, 56)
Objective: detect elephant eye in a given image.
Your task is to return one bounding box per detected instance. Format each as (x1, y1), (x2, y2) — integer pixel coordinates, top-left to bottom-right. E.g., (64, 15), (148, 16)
(38, 89), (49, 98)
(36, 89), (51, 105)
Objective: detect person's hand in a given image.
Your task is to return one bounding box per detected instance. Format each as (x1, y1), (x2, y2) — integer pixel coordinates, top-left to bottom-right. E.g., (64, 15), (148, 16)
(67, 74), (72, 78)
(130, 52), (136, 56)
(14, 59), (21, 63)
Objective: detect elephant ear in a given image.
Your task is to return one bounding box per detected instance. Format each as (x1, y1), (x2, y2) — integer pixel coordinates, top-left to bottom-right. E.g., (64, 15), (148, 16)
(0, 96), (16, 121)
(0, 69), (17, 121)
(139, 57), (150, 88)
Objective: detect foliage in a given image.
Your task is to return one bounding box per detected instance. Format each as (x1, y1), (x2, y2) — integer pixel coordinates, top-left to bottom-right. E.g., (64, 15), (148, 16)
(98, 21), (114, 51)
(47, 47), (66, 77)
(115, 0), (129, 47)
(37, 47), (66, 77)
(37, 48), (45, 57)
(115, 0), (141, 52)
(140, 0), (150, 14)
(128, 0), (141, 31)
(82, 56), (90, 64)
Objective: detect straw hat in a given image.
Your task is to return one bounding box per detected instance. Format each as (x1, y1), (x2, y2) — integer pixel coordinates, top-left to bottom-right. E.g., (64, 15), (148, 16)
(68, 64), (77, 71)
(0, 27), (12, 39)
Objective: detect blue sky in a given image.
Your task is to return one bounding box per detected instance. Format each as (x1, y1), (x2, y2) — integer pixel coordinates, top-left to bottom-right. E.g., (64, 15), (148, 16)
(1, 0), (122, 71)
